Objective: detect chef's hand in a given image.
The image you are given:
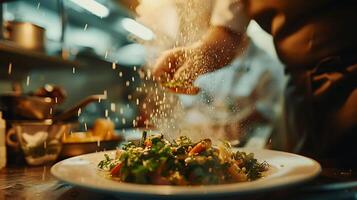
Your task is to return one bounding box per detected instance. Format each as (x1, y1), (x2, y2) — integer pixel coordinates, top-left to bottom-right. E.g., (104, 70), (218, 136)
(153, 26), (244, 95)
(152, 46), (206, 95)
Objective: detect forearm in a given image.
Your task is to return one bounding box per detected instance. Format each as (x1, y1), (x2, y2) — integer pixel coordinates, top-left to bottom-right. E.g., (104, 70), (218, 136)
(194, 26), (245, 71)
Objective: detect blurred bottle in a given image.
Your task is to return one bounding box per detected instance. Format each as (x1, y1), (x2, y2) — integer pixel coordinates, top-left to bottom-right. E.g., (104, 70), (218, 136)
(0, 112), (6, 169)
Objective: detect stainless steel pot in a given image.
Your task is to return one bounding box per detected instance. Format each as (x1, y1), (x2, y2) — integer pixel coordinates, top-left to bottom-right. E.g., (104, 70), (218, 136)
(3, 21), (45, 51)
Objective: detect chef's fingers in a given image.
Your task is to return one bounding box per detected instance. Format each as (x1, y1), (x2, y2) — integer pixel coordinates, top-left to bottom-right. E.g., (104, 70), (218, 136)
(172, 59), (205, 84)
(161, 62), (201, 95)
(152, 48), (186, 83)
(165, 85), (200, 95)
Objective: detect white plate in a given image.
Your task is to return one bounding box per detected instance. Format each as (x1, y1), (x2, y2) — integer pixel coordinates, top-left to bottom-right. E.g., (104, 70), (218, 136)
(51, 148), (321, 198)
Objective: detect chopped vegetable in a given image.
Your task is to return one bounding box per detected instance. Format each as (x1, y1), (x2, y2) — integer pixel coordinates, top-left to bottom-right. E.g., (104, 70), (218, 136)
(110, 163), (123, 176)
(98, 134), (268, 185)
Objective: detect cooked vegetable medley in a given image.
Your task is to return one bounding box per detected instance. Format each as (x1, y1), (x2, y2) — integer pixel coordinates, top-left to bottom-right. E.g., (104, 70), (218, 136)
(98, 133), (268, 185)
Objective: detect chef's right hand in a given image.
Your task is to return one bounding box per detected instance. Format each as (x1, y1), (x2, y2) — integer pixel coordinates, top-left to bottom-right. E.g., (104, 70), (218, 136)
(153, 27), (243, 95)
(152, 46), (202, 95)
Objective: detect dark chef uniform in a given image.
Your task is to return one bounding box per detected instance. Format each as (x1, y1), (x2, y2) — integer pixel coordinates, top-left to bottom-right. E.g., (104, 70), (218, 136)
(212, 0), (357, 165)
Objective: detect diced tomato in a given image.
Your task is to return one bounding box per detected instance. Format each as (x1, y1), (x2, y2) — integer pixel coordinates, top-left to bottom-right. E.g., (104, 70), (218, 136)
(110, 163), (123, 176)
(144, 139), (152, 148)
(188, 139), (211, 156)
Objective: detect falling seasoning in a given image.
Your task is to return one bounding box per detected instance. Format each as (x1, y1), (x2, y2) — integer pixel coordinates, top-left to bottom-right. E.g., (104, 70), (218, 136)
(110, 103), (116, 112)
(26, 76), (30, 86)
(77, 108), (81, 116)
(8, 63), (12, 75)
(132, 120), (137, 127)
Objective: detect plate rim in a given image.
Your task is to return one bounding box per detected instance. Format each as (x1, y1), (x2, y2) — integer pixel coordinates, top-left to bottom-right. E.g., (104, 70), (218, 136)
(51, 148), (322, 197)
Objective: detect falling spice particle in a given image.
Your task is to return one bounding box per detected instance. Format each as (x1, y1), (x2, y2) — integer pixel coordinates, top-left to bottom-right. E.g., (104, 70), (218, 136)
(110, 103), (116, 112)
(8, 63), (12, 75)
(77, 108), (82, 116)
(84, 24), (88, 31)
(72, 67), (76, 74)
(112, 62), (116, 70)
(26, 76), (30, 86)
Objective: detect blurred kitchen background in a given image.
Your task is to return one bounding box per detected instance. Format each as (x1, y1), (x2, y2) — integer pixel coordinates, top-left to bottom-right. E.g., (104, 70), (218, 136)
(0, 0), (286, 144)
(0, 0), (151, 129)
(0, 0), (295, 168)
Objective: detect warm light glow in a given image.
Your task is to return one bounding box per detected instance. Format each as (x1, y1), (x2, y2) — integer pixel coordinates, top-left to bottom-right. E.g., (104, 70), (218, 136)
(121, 18), (155, 41)
(70, 0), (109, 18)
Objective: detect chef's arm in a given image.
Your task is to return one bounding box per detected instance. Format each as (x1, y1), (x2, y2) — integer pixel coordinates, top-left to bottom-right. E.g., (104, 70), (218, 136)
(191, 26), (245, 72)
(196, 0), (251, 72)
(153, 0), (250, 94)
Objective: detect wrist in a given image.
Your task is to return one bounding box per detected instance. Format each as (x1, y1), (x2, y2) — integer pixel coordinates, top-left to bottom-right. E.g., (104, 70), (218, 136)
(197, 26), (243, 70)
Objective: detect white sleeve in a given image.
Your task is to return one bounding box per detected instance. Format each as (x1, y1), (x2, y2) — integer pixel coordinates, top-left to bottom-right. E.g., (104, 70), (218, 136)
(210, 0), (250, 33)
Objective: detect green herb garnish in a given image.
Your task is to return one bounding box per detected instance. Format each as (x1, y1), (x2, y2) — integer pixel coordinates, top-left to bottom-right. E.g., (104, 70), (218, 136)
(98, 134), (269, 185)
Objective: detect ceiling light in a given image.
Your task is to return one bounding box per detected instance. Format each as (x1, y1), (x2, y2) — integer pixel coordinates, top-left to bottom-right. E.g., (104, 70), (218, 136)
(121, 18), (155, 41)
(70, 0), (109, 18)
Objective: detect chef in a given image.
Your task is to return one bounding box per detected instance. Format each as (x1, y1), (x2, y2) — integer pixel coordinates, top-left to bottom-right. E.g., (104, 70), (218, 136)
(153, 0), (357, 165)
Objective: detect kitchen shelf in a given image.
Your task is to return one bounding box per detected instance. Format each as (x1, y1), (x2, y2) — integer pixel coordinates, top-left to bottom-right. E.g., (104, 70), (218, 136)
(0, 40), (77, 69)
(0, 40), (141, 81)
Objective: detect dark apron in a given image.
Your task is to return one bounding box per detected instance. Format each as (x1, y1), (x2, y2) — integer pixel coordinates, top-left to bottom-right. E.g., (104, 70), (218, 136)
(281, 55), (357, 166)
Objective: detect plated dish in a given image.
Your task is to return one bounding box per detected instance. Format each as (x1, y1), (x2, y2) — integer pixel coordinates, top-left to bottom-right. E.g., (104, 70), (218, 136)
(51, 135), (321, 198)
(98, 134), (268, 185)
